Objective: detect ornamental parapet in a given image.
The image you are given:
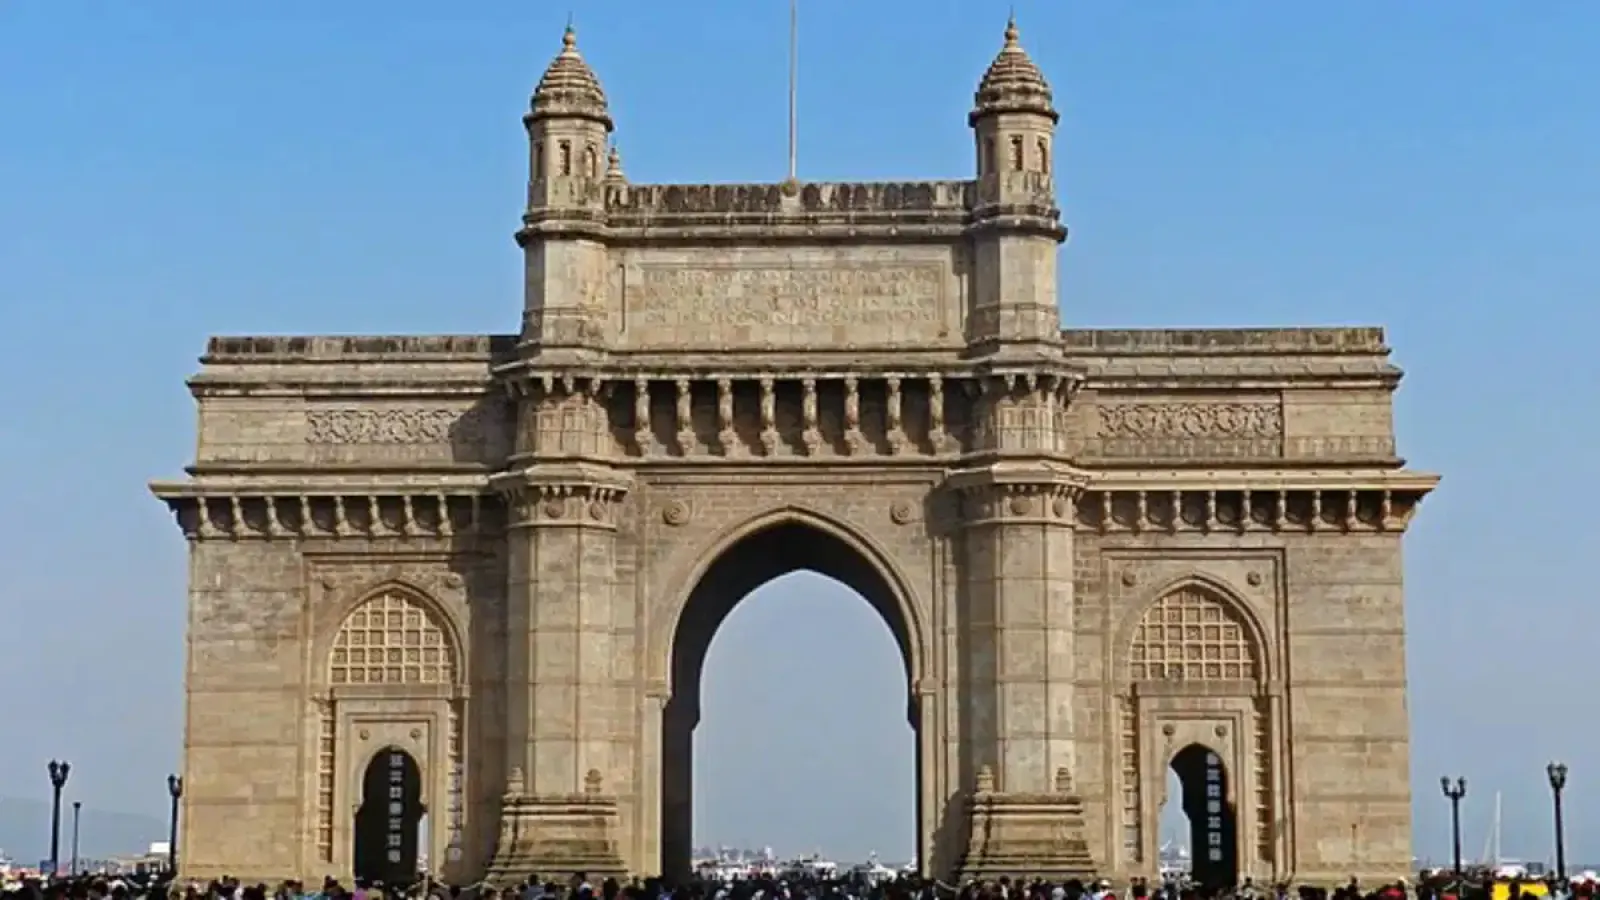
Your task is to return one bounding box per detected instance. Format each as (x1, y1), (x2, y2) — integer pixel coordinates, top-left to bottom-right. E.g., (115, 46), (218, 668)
(590, 180), (978, 244)
(148, 480), (499, 541)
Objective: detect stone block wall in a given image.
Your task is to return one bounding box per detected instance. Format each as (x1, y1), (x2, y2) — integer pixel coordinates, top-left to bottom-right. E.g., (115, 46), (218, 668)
(182, 540), (308, 878)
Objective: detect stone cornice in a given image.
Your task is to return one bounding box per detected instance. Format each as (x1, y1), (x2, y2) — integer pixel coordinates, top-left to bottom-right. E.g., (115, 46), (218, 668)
(200, 335), (517, 364)
(1062, 327), (1390, 357)
(1089, 469), (1438, 492)
(148, 482), (498, 541)
(1079, 473), (1438, 534)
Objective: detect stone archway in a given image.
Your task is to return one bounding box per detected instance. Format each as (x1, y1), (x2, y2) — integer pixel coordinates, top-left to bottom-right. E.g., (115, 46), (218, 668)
(1119, 581), (1272, 880)
(150, 15), (1445, 885)
(319, 586), (465, 881)
(656, 510), (926, 880)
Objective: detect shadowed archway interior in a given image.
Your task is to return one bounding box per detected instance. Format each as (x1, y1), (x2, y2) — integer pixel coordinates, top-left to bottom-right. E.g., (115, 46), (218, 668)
(353, 746), (425, 888)
(660, 519), (918, 879)
(1170, 742), (1238, 891)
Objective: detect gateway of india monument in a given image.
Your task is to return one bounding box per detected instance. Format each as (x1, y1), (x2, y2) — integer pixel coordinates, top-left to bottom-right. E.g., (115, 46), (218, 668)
(153, 17), (1436, 889)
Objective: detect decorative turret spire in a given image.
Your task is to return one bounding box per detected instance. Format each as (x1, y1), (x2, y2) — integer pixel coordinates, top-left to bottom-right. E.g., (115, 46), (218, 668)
(604, 144), (626, 185)
(970, 14), (1057, 125)
(529, 24), (613, 130)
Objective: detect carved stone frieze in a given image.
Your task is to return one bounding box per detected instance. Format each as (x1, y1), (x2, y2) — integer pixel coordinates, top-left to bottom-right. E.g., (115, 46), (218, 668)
(306, 405), (500, 446)
(1087, 401), (1285, 460)
(1098, 401), (1282, 438)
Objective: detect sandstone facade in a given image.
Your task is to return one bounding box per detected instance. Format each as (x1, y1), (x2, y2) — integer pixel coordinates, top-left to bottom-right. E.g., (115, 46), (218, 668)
(152, 20), (1436, 888)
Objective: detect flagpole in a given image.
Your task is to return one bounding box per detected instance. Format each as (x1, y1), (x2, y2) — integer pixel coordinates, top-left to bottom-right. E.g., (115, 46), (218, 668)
(787, 0), (798, 182)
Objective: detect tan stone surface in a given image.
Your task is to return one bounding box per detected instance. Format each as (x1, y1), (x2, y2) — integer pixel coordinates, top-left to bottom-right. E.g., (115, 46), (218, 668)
(151, 20), (1436, 888)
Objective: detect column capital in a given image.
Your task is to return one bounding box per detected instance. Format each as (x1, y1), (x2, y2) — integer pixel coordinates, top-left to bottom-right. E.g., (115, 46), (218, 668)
(943, 460), (1091, 527)
(491, 462), (633, 529)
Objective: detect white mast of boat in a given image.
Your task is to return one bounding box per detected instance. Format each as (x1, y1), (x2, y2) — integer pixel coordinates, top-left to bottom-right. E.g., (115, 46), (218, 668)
(1484, 791), (1497, 864)
(1478, 791), (1503, 866)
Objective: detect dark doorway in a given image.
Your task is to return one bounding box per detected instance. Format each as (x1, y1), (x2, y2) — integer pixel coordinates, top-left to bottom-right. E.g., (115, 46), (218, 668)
(354, 747), (425, 887)
(1171, 743), (1238, 891)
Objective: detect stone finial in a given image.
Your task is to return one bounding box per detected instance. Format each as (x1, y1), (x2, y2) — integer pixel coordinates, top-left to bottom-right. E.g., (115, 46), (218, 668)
(506, 766), (526, 797)
(970, 14), (1056, 124)
(1054, 766), (1074, 794)
(584, 768), (604, 794)
(604, 145), (626, 185)
(975, 764), (996, 794)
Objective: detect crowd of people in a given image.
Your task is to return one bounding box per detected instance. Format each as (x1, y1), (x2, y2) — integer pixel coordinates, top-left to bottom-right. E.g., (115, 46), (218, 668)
(4, 867), (1595, 900)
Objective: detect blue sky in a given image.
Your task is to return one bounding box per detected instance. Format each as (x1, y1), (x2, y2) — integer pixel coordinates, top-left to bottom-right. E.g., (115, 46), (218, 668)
(1, 0), (1596, 867)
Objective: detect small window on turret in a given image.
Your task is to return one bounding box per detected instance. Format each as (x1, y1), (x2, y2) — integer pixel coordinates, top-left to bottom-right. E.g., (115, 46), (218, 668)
(559, 141), (572, 176)
(982, 138), (996, 175)
(1010, 136), (1024, 171)
(584, 144), (599, 179)
(1038, 138), (1050, 174)
(533, 142), (545, 180)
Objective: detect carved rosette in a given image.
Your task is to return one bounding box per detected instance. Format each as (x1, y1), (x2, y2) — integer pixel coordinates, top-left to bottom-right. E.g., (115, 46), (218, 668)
(660, 499), (691, 527)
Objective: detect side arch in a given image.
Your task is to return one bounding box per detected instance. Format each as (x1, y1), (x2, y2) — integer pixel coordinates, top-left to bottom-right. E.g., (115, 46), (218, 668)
(314, 579), (468, 691)
(1112, 572), (1275, 687)
(648, 503), (930, 703)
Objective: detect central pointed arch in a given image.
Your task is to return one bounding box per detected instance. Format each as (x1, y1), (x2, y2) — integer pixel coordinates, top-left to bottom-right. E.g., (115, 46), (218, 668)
(653, 505), (929, 702)
(653, 504), (931, 879)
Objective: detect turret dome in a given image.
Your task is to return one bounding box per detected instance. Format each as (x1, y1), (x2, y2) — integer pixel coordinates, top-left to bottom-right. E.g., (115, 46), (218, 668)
(970, 16), (1057, 125)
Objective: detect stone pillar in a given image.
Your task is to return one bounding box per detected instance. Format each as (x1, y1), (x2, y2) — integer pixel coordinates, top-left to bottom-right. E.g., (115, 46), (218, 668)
(487, 457), (633, 881)
(948, 371), (1096, 879)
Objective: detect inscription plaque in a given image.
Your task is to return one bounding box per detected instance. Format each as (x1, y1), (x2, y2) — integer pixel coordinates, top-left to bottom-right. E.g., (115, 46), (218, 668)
(623, 263), (948, 347)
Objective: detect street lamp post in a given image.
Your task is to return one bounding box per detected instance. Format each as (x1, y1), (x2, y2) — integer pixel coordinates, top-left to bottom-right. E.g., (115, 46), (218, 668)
(47, 760), (71, 877)
(1547, 761), (1568, 881)
(70, 801), (81, 875)
(166, 775), (183, 875)
(1440, 776), (1467, 875)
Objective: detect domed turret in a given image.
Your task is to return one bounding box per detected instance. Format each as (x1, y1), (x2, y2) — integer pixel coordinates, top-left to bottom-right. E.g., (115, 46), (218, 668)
(969, 16), (1057, 181)
(518, 24), (617, 351)
(962, 16), (1065, 352)
(524, 25), (612, 209)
